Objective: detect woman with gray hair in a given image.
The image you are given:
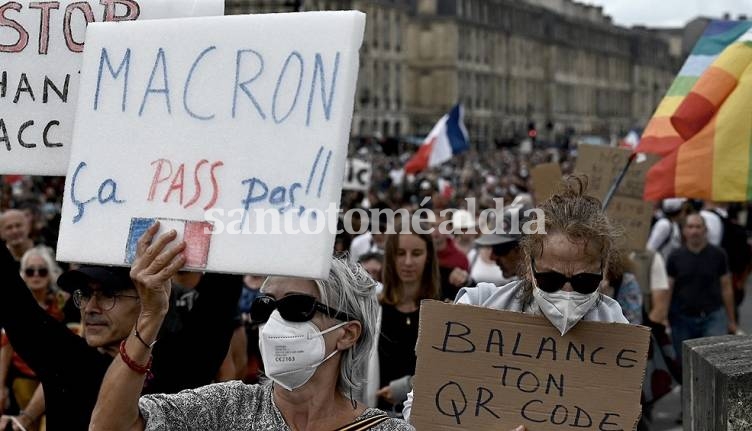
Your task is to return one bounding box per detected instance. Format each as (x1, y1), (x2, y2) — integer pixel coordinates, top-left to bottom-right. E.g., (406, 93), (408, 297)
(89, 225), (414, 430)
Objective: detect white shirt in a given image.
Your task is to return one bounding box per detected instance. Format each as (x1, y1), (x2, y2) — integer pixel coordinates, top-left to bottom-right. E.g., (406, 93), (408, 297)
(628, 250), (669, 292)
(649, 252), (669, 291)
(700, 209), (723, 247)
(349, 232), (382, 263)
(646, 218), (681, 260)
(469, 256), (505, 285)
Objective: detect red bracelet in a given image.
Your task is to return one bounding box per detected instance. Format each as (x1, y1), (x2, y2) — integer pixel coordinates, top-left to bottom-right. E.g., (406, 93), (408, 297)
(119, 340), (154, 379)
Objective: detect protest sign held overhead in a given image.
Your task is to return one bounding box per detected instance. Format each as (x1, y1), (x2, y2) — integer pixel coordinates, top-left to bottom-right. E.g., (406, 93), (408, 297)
(0, 0), (223, 175)
(343, 158), (371, 191)
(576, 144), (657, 251)
(411, 301), (650, 431)
(56, 12), (366, 279)
(575, 144), (657, 201)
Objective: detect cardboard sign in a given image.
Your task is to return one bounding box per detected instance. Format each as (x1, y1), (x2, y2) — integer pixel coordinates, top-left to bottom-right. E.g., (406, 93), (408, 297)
(0, 0), (223, 175)
(575, 144), (658, 201)
(575, 145), (659, 252)
(56, 12), (366, 279)
(411, 301), (650, 431)
(531, 163), (562, 204)
(605, 197), (654, 252)
(343, 158), (371, 191)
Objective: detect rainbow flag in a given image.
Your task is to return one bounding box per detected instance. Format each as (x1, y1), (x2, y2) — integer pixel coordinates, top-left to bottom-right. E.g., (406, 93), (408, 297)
(638, 21), (752, 201)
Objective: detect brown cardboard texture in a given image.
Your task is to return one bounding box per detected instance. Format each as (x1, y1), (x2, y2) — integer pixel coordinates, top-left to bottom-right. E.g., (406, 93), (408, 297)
(575, 144), (658, 252)
(575, 144), (658, 201)
(604, 196), (653, 252)
(411, 300), (650, 431)
(531, 163), (562, 204)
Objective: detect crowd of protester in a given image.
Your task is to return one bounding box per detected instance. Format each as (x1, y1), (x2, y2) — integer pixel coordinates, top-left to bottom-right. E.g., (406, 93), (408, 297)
(1, 139), (750, 430)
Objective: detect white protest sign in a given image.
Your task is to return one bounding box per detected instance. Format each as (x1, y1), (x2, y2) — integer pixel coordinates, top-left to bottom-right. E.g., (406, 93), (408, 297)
(0, 0), (223, 175)
(56, 12), (366, 279)
(343, 158), (371, 191)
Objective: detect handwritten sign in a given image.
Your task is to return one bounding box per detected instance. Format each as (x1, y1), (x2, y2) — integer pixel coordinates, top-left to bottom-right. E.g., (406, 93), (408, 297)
(0, 0), (223, 175)
(342, 158), (371, 191)
(576, 144), (659, 251)
(605, 197), (654, 252)
(411, 301), (650, 430)
(531, 162), (562, 204)
(56, 12), (366, 279)
(575, 144), (658, 201)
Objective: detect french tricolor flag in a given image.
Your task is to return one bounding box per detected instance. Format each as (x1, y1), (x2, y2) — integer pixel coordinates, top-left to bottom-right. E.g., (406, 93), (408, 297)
(405, 104), (470, 174)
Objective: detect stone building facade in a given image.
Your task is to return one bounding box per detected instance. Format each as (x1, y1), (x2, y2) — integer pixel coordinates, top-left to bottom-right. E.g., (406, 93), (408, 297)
(227, 0), (679, 147)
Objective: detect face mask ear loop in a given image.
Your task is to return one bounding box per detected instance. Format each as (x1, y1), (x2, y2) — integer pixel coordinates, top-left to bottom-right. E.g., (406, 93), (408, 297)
(349, 348), (357, 409)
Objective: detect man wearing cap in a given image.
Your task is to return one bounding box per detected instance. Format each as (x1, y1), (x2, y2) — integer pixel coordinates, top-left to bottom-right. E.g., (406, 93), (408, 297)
(647, 198), (688, 261)
(0, 224), (241, 430)
(472, 205), (527, 280)
(474, 231), (524, 280)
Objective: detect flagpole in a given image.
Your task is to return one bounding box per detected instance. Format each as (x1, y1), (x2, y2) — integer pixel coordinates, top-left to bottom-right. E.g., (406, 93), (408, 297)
(602, 152), (637, 211)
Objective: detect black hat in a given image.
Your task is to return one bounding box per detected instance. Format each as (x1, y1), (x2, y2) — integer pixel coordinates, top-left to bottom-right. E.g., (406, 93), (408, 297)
(474, 232), (522, 247)
(57, 265), (133, 293)
(474, 204), (528, 248)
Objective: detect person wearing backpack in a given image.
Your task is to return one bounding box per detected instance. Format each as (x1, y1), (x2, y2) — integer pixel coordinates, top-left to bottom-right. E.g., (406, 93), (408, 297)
(647, 198), (688, 261)
(703, 203), (751, 325)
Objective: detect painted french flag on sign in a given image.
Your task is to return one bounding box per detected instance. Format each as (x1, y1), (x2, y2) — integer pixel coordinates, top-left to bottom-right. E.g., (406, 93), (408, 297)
(125, 218), (212, 269)
(405, 104), (470, 174)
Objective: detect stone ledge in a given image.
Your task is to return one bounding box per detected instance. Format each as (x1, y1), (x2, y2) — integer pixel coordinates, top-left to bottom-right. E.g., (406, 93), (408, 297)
(684, 335), (752, 431)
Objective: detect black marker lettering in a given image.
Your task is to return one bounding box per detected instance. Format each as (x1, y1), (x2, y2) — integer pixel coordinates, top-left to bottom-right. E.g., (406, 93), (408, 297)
(432, 321), (475, 353)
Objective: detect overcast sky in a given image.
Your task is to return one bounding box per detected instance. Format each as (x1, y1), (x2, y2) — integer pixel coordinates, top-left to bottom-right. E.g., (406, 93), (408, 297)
(584, 0), (752, 28)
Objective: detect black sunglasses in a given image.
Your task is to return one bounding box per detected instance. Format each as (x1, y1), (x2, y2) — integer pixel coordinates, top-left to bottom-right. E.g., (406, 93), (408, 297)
(24, 267), (49, 277)
(250, 294), (355, 324)
(531, 259), (603, 294)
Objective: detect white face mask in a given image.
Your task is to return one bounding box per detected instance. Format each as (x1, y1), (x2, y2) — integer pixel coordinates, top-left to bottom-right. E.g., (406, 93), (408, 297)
(259, 310), (346, 391)
(533, 288), (600, 336)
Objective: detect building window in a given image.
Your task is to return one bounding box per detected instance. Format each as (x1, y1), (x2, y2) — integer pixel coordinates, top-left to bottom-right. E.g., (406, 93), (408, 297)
(383, 62), (390, 109)
(373, 59), (379, 109)
(458, 28), (463, 60)
(475, 30), (481, 63)
(395, 64), (402, 109)
(395, 14), (402, 52)
(484, 33), (490, 64)
(383, 9), (390, 50)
